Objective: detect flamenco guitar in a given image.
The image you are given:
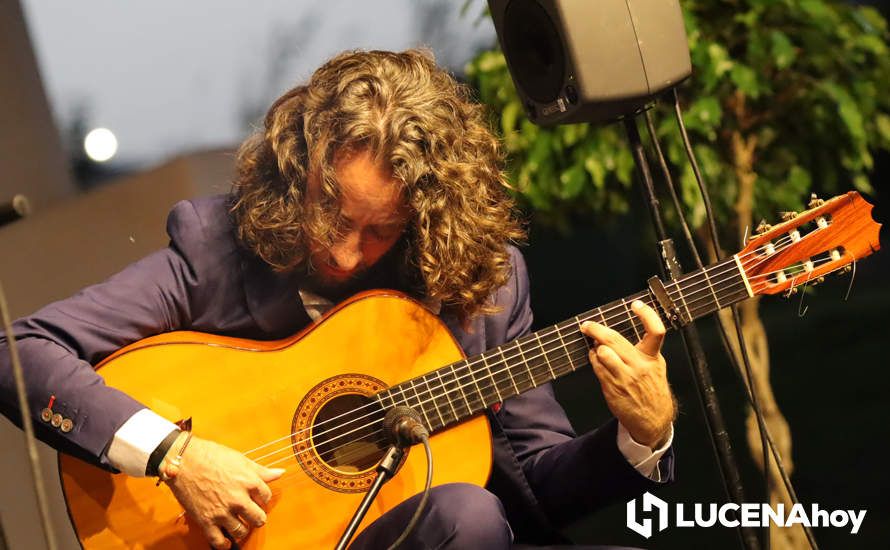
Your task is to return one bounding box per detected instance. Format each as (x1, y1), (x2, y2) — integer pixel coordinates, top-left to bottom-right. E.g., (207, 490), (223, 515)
(59, 192), (881, 548)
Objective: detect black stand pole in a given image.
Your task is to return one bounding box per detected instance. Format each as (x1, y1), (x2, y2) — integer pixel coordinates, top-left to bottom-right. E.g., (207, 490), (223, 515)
(623, 116), (760, 550)
(334, 445), (405, 550)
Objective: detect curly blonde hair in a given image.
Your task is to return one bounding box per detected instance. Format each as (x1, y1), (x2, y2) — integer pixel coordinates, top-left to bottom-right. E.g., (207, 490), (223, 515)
(231, 49), (525, 323)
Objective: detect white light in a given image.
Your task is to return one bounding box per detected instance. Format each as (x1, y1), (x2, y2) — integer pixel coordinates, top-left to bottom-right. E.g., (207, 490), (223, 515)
(84, 128), (118, 162)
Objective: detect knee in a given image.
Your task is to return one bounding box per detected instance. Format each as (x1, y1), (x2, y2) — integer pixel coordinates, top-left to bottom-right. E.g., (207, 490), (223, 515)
(431, 483), (512, 549)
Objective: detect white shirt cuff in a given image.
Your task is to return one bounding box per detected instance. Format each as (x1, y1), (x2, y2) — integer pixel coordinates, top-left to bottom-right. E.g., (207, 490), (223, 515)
(106, 409), (178, 476)
(616, 421), (673, 482)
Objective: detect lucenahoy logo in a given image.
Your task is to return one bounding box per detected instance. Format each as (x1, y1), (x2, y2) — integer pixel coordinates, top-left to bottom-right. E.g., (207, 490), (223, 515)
(626, 492), (866, 539)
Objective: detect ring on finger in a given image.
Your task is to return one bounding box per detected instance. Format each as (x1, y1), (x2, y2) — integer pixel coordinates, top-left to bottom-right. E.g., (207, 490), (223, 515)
(229, 521), (249, 539)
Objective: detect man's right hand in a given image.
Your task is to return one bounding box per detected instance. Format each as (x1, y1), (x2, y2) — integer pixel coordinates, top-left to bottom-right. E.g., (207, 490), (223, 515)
(163, 434), (285, 550)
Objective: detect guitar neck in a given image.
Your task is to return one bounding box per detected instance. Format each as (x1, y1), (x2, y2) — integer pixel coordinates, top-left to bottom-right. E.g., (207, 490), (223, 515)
(376, 255), (752, 433)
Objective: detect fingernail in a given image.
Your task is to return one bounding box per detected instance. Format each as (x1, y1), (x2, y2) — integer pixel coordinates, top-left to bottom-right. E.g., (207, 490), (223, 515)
(580, 321), (590, 330)
(631, 300), (644, 309)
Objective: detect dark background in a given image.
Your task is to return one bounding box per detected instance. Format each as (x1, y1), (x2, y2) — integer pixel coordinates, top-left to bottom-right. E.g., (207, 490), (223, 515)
(523, 147), (888, 548)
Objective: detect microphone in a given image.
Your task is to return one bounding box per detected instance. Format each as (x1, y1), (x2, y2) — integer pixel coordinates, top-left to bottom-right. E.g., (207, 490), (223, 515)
(383, 406), (429, 447)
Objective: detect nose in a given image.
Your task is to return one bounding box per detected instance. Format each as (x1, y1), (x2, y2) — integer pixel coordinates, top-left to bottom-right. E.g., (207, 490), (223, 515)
(329, 230), (362, 271)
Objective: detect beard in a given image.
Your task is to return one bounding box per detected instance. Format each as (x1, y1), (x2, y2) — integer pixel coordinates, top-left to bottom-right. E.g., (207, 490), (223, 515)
(300, 237), (417, 303)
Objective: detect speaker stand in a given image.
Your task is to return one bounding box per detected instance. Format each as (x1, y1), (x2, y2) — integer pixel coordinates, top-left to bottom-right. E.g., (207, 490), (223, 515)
(623, 115), (760, 550)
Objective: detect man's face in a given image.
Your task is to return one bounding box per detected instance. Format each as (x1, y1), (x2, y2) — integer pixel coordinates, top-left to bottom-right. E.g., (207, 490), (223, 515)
(306, 149), (409, 290)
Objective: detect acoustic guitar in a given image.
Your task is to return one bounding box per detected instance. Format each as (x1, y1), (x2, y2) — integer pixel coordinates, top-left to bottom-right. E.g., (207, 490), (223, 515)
(59, 192), (881, 548)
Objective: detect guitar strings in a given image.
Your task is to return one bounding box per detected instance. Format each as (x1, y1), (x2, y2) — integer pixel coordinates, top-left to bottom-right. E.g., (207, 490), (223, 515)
(260, 256), (833, 479)
(241, 237), (786, 460)
(251, 254), (831, 471)
(245, 230), (803, 461)
(244, 233), (819, 466)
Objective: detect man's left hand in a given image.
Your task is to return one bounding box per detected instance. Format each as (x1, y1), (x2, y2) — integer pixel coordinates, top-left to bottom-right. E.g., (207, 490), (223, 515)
(580, 300), (675, 448)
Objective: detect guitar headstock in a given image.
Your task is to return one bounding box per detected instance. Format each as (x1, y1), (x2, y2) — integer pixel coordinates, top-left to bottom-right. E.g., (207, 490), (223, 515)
(738, 192), (881, 296)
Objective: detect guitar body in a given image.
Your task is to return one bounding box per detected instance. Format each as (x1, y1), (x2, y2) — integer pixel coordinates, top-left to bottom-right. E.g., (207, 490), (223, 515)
(59, 291), (492, 549)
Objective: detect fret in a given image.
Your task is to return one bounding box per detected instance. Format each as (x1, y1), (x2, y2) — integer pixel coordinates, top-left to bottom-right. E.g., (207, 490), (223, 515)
(375, 392), (389, 411)
(700, 266), (723, 310)
(533, 332), (556, 380)
(597, 308), (609, 329)
(621, 298), (642, 343)
(422, 372), (445, 429)
(514, 338), (539, 389)
(481, 352), (503, 402)
(668, 280), (694, 322)
(498, 346), (521, 394)
(450, 363), (472, 413)
(575, 315), (592, 351)
(462, 362), (486, 411)
(435, 368), (459, 423)
(388, 383), (407, 408)
(551, 320), (577, 372)
(408, 378), (431, 428)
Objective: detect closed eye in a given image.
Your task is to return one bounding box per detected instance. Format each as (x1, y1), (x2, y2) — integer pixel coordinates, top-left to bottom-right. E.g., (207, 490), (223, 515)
(370, 225), (403, 240)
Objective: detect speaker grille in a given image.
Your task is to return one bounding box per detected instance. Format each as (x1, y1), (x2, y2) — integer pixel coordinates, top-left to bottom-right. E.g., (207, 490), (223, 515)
(503, 0), (566, 104)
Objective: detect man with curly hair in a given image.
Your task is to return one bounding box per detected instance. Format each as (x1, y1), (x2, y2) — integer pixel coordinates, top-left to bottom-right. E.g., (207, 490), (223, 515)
(0, 50), (675, 548)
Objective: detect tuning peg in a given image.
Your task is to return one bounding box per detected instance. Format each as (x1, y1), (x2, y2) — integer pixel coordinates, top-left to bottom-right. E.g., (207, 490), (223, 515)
(808, 194), (825, 209)
(755, 219), (772, 235)
(815, 276), (825, 285)
(779, 211), (798, 222)
(837, 265), (853, 276)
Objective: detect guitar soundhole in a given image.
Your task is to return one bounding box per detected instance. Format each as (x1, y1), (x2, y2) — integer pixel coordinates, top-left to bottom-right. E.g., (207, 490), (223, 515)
(292, 374), (398, 492)
(312, 394), (387, 473)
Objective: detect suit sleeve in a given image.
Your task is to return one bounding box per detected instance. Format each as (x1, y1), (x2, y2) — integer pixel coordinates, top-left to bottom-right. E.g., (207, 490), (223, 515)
(0, 200), (208, 470)
(496, 248), (674, 528)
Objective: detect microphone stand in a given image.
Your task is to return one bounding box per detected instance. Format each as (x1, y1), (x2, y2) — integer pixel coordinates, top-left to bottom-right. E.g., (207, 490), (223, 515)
(623, 115), (759, 550)
(334, 445), (405, 550)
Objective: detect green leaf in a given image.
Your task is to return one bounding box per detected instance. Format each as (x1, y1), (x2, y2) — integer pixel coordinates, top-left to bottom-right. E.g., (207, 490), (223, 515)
(876, 114), (890, 144)
(583, 152), (606, 190)
(475, 50), (505, 73)
(685, 96), (723, 139)
(558, 165), (587, 199)
(501, 101), (522, 150)
(730, 64), (761, 98)
(770, 31), (797, 70)
(853, 174), (874, 194)
(800, 0), (837, 29)
(787, 165), (812, 192)
(821, 83), (867, 146)
(855, 34), (887, 56)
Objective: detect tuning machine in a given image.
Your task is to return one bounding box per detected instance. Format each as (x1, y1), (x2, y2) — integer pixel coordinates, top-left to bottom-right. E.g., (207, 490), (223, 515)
(807, 193), (825, 209)
(779, 211), (799, 222)
(751, 219), (772, 240)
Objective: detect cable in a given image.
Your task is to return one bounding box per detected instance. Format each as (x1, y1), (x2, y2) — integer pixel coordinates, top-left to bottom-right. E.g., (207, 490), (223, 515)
(668, 89), (819, 550)
(0, 281), (58, 550)
(386, 435), (433, 550)
(643, 111), (703, 269)
(644, 106), (770, 546)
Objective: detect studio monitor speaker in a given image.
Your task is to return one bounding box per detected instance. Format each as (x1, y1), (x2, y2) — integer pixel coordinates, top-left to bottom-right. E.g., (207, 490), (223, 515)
(487, 0), (692, 125)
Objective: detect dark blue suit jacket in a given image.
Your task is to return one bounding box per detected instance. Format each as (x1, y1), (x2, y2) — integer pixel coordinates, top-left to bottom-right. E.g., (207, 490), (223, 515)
(0, 195), (673, 544)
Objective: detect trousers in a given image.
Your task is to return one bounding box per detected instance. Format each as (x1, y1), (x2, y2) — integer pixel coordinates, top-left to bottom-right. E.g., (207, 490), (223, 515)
(348, 483), (512, 550)
(345, 482), (647, 550)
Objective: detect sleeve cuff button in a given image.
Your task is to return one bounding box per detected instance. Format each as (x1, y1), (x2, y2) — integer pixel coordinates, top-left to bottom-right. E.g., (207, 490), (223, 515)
(50, 413), (63, 428)
(60, 419), (74, 433)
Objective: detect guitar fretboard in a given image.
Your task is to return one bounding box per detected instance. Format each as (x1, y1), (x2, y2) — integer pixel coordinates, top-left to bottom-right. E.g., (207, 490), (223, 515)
(376, 256), (751, 432)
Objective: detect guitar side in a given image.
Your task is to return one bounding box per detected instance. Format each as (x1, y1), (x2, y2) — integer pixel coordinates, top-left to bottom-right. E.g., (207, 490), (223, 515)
(59, 292), (492, 549)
